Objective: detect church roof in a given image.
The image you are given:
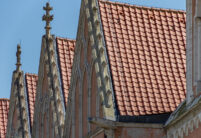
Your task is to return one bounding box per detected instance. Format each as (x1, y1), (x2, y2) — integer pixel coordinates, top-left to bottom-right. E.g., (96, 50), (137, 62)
(25, 73), (38, 126)
(4, 2), (187, 132)
(0, 99), (9, 138)
(56, 37), (75, 106)
(98, 0), (186, 116)
(15, 38), (75, 130)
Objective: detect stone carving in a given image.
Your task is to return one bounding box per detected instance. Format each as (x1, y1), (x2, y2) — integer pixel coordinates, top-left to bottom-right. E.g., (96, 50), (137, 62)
(42, 2), (53, 38)
(32, 34), (65, 138)
(6, 45), (30, 138)
(167, 111), (201, 138)
(16, 44), (21, 71)
(84, 0), (116, 120)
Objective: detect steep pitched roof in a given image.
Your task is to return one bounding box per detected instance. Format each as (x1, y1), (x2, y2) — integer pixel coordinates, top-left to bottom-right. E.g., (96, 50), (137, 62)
(0, 99), (9, 138)
(56, 37), (75, 106)
(25, 73), (38, 126)
(98, 0), (186, 116)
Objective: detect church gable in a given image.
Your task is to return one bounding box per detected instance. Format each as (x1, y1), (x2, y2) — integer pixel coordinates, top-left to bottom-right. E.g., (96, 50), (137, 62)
(83, 0), (117, 120)
(6, 45), (31, 138)
(4, 45), (40, 138)
(6, 72), (37, 138)
(29, 2), (85, 137)
(31, 3), (79, 138)
(32, 35), (65, 138)
(64, 0), (117, 137)
(6, 72), (30, 138)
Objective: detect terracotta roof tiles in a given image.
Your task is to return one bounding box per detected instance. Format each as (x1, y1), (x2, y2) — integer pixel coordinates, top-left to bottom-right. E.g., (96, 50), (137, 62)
(98, 0), (186, 116)
(25, 73), (38, 126)
(0, 99), (9, 138)
(56, 37), (75, 106)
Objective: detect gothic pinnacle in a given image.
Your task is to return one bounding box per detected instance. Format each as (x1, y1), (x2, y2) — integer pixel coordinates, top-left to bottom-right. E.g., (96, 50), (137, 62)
(42, 2), (53, 38)
(16, 44), (21, 71)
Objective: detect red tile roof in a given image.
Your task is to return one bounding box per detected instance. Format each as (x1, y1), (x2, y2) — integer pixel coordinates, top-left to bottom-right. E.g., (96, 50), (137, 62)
(56, 37), (75, 106)
(0, 99), (9, 138)
(25, 73), (38, 126)
(98, 0), (186, 116)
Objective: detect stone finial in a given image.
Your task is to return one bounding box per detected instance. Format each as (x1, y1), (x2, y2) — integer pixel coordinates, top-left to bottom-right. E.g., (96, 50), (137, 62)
(16, 44), (21, 71)
(42, 2), (53, 38)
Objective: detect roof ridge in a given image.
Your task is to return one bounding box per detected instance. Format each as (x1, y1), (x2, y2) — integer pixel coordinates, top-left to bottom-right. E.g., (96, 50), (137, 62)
(56, 37), (76, 42)
(25, 73), (38, 76)
(99, 0), (186, 13)
(0, 98), (9, 101)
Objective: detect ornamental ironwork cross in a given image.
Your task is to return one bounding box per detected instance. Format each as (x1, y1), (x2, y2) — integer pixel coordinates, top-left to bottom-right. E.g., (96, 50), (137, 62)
(42, 2), (53, 37)
(16, 44), (21, 71)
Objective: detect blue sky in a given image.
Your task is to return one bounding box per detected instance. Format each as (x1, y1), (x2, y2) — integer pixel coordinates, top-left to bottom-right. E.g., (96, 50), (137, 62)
(0, 0), (185, 98)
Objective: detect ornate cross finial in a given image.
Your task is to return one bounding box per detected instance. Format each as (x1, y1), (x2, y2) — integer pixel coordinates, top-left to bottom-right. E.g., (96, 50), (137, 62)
(42, 2), (53, 38)
(16, 44), (21, 71)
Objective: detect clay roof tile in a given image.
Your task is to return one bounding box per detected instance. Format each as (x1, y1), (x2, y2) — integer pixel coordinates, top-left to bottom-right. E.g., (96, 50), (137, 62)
(98, 0), (186, 116)
(0, 99), (9, 138)
(25, 73), (38, 127)
(56, 37), (75, 107)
